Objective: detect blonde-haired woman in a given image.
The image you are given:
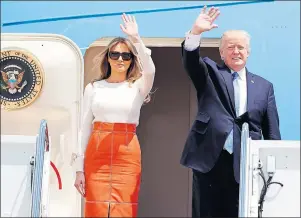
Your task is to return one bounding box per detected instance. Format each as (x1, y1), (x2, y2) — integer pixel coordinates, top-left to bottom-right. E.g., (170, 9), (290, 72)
(73, 13), (155, 217)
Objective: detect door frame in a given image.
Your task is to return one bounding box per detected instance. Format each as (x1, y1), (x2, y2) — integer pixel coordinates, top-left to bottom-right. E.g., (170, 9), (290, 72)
(88, 37), (220, 48)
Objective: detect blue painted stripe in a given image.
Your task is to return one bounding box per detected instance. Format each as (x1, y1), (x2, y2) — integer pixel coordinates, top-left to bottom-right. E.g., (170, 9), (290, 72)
(2, 0), (273, 27)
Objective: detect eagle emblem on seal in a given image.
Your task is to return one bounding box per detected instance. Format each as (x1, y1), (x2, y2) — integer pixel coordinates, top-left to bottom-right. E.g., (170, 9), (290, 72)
(1, 66), (28, 94)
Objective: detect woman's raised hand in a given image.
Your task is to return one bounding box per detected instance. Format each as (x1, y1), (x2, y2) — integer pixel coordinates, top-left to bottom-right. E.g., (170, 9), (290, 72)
(120, 13), (139, 39)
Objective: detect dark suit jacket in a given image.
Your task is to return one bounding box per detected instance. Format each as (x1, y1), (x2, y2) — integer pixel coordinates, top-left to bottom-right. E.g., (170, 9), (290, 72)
(180, 41), (281, 183)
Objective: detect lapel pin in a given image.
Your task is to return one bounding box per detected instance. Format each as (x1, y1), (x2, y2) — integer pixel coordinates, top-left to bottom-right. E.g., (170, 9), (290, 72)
(251, 80), (254, 83)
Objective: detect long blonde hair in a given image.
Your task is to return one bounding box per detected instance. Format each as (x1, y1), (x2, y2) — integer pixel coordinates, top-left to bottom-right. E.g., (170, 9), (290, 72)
(92, 37), (152, 103)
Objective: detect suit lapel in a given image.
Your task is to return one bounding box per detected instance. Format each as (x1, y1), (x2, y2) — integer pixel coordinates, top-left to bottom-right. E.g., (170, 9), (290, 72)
(219, 63), (236, 116)
(246, 69), (256, 111)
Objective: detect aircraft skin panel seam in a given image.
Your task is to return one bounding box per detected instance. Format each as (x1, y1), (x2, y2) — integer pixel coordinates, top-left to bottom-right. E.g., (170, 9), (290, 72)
(2, 0), (274, 27)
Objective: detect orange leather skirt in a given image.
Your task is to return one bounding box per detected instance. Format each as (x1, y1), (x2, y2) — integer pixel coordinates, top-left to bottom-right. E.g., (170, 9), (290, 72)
(84, 122), (141, 217)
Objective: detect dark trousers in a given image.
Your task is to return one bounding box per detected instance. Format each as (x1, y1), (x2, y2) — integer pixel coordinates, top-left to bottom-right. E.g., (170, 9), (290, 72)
(192, 150), (239, 217)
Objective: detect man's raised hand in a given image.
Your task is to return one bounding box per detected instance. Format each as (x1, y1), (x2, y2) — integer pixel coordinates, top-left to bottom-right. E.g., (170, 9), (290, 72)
(191, 6), (220, 35)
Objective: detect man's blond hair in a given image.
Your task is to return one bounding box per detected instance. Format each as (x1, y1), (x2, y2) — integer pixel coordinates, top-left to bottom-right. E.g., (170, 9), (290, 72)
(219, 30), (251, 52)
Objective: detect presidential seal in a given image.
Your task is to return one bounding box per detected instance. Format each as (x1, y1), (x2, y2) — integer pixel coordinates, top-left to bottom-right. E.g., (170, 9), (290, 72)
(1, 49), (44, 110)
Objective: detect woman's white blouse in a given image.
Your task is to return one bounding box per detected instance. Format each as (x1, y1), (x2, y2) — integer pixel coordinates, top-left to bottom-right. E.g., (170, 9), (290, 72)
(74, 38), (155, 172)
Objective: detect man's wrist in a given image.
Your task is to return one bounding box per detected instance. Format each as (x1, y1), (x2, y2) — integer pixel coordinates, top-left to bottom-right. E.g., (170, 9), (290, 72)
(190, 29), (204, 36)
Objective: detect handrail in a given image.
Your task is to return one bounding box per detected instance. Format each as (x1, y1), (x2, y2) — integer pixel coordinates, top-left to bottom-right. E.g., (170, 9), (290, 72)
(30, 119), (63, 217)
(238, 122), (250, 217)
(30, 119), (49, 217)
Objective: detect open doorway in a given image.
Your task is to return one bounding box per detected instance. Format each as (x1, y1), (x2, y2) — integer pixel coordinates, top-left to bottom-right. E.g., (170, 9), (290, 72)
(83, 37), (221, 217)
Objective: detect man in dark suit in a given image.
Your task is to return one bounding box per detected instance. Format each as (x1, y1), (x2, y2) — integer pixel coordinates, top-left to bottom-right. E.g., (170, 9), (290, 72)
(180, 6), (281, 217)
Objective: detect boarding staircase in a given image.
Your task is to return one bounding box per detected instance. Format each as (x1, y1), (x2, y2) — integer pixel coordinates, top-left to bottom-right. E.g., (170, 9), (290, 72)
(238, 123), (300, 217)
